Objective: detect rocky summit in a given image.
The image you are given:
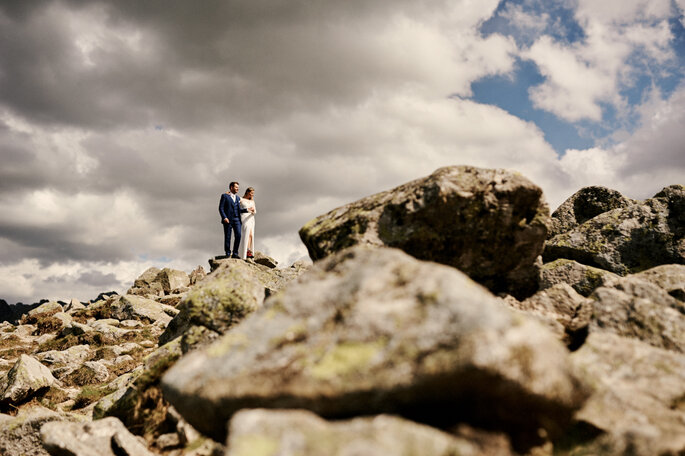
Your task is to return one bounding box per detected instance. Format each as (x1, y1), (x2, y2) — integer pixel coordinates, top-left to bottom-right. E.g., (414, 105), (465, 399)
(0, 167), (682, 456)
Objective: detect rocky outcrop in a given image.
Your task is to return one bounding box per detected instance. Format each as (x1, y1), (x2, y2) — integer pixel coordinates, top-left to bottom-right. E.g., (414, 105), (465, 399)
(226, 409), (513, 456)
(162, 246), (588, 448)
(548, 186), (635, 238)
(544, 186), (685, 275)
(569, 332), (685, 455)
(299, 166), (550, 298)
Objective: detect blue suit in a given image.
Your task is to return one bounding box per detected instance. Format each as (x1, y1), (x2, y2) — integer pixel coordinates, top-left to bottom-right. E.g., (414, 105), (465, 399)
(219, 192), (247, 256)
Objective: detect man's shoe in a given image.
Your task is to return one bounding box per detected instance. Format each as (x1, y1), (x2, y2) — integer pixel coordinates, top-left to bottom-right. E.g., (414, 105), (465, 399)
(231, 254), (240, 259)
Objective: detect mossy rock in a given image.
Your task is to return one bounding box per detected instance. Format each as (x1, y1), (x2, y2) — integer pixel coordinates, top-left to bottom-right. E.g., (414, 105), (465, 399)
(158, 261), (265, 345)
(299, 166), (550, 299)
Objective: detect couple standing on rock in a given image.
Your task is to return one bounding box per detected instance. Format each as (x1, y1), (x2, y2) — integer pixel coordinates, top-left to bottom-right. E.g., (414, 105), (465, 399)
(219, 181), (257, 259)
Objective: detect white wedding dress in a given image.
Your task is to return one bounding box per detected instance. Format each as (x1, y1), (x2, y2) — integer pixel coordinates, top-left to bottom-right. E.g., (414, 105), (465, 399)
(239, 199), (256, 259)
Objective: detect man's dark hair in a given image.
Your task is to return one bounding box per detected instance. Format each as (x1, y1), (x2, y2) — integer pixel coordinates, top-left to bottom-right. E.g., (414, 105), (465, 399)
(229, 181), (239, 189)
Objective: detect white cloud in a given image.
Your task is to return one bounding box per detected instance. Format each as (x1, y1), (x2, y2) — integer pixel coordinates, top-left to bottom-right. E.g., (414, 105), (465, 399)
(558, 83), (685, 199)
(521, 0), (676, 121)
(0, 0), (682, 304)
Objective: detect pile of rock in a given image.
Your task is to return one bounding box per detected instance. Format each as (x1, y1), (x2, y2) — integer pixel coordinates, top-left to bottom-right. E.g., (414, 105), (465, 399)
(0, 166), (682, 456)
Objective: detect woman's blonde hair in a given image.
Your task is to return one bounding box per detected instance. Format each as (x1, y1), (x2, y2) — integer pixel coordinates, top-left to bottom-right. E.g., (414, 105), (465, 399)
(243, 187), (255, 198)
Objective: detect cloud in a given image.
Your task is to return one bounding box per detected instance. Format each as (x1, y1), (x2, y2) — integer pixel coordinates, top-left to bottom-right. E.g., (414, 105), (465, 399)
(0, 0), (682, 304)
(518, 0), (677, 122)
(559, 83), (685, 197)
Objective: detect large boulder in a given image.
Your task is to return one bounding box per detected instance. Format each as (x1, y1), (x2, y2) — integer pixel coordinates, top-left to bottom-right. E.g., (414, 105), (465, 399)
(226, 409), (513, 456)
(548, 186), (634, 238)
(539, 258), (619, 297)
(1, 355), (60, 405)
(111, 295), (178, 325)
(589, 275), (685, 352)
(155, 268), (190, 294)
(569, 332), (685, 455)
(158, 260), (266, 347)
(544, 186), (685, 275)
(41, 416), (155, 456)
(162, 246), (588, 448)
(299, 165), (550, 298)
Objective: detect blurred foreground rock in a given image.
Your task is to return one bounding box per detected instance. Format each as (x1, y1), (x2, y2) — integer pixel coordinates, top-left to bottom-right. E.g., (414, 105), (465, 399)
(162, 246), (588, 449)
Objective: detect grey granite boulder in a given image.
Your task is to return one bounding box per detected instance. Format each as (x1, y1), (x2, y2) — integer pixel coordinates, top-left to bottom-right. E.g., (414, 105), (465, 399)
(162, 246), (588, 445)
(590, 275), (685, 352)
(299, 165), (550, 298)
(544, 186), (685, 275)
(111, 295), (178, 325)
(1, 355), (60, 405)
(155, 268), (190, 294)
(633, 264), (685, 301)
(41, 416), (154, 456)
(548, 186), (634, 238)
(226, 409), (513, 456)
(569, 332), (685, 455)
(252, 251), (278, 268)
(158, 260), (266, 346)
(126, 267), (163, 297)
(539, 258), (619, 296)
(28, 302), (63, 318)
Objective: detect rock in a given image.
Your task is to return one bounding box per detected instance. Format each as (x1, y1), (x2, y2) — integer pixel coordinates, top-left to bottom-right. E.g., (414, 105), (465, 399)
(154, 268), (190, 294)
(568, 332), (685, 455)
(162, 246), (588, 447)
(127, 267), (165, 297)
(544, 187), (685, 275)
(226, 409), (513, 456)
(590, 275), (685, 352)
(156, 294), (184, 308)
(51, 312), (73, 327)
(188, 266), (206, 285)
(64, 299), (85, 313)
(27, 302), (63, 318)
(132, 267), (161, 289)
(253, 251), (278, 268)
(0, 405), (74, 456)
(539, 259), (619, 297)
(41, 416), (155, 456)
(99, 338), (183, 438)
(299, 166), (550, 298)
(633, 264), (685, 301)
(111, 295), (177, 325)
(548, 186), (634, 238)
(158, 260), (266, 346)
(37, 345), (92, 375)
(155, 432), (181, 450)
(515, 284), (592, 350)
(1, 355), (61, 405)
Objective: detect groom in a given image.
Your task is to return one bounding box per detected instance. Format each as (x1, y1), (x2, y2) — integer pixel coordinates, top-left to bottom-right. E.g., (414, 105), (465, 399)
(219, 181), (248, 258)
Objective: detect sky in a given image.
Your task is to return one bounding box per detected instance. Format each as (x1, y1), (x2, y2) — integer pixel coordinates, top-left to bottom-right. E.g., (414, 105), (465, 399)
(0, 0), (683, 304)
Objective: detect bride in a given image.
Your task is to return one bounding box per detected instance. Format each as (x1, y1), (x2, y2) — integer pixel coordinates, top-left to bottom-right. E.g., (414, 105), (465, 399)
(239, 187), (256, 259)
